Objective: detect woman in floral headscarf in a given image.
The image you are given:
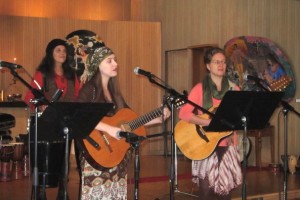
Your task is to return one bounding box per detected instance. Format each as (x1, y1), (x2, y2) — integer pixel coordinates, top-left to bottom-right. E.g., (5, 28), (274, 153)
(76, 46), (170, 199)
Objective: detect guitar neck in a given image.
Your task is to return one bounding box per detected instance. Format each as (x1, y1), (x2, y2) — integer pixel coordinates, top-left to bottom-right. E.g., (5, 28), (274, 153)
(124, 107), (163, 131)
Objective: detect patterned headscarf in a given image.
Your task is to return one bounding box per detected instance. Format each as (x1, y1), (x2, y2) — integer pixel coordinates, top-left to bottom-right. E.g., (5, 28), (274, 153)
(65, 30), (105, 79)
(82, 46), (114, 82)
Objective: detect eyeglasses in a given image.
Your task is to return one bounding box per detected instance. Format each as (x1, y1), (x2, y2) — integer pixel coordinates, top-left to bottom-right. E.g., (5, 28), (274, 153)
(211, 60), (226, 65)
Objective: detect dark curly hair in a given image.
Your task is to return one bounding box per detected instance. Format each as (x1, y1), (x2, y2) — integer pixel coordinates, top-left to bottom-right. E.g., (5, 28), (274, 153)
(37, 42), (75, 81)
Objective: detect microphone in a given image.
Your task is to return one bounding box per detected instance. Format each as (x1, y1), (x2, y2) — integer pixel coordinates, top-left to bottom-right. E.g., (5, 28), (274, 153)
(243, 74), (264, 83)
(133, 67), (155, 78)
(244, 74), (272, 91)
(51, 89), (64, 103)
(117, 131), (136, 139)
(0, 60), (22, 70)
(117, 131), (145, 142)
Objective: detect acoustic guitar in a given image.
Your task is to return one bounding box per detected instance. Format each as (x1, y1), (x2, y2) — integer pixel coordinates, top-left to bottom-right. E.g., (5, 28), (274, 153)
(80, 107), (161, 169)
(175, 107), (233, 160)
(79, 97), (184, 169)
(175, 75), (292, 161)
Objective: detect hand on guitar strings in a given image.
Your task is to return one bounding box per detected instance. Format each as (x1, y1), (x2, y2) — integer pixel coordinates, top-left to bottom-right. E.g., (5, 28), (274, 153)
(95, 121), (122, 140)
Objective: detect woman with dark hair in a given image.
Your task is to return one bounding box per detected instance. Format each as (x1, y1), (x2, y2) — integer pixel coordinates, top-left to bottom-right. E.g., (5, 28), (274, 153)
(76, 46), (170, 199)
(24, 38), (80, 109)
(24, 38), (81, 199)
(179, 47), (242, 200)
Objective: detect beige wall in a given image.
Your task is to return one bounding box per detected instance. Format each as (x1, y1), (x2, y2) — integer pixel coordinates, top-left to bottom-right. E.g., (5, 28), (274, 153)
(131, 0), (300, 165)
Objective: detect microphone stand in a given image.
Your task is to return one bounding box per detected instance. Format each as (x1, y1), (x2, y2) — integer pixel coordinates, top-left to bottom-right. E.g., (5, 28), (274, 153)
(8, 68), (49, 200)
(280, 102), (300, 200)
(251, 79), (300, 200)
(126, 131), (173, 200)
(141, 74), (219, 199)
(122, 133), (146, 200)
(57, 126), (70, 200)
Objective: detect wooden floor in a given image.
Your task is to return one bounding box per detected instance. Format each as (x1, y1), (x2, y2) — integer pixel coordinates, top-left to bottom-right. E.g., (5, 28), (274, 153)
(1, 154), (300, 200)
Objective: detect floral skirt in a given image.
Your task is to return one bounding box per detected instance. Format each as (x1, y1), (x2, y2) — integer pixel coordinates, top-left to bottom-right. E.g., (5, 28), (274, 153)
(80, 154), (129, 200)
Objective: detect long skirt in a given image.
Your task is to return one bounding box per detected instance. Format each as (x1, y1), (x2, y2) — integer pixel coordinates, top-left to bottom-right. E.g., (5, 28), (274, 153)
(192, 146), (242, 196)
(80, 154), (129, 200)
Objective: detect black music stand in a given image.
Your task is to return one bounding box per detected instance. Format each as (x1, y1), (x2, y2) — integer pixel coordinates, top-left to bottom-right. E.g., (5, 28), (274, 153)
(203, 91), (284, 200)
(33, 102), (113, 200)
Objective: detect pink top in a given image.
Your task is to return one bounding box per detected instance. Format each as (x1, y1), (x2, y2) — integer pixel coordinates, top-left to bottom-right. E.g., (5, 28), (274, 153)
(24, 71), (80, 109)
(178, 82), (240, 146)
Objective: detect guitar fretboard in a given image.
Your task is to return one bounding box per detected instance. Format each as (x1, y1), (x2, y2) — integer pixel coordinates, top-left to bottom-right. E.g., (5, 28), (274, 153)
(127, 107), (163, 130)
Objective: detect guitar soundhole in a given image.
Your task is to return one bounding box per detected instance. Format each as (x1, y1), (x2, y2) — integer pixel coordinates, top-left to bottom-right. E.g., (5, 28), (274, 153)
(195, 125), (209, 143)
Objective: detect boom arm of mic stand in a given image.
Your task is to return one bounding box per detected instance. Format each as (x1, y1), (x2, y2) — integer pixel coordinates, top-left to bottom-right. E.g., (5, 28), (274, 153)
(146, 76), (215, 118)
(145, 131), (172, 139)
(148, 76), (237, 130)
(281, 101), (300, 117)
(9, 68), (49, 105)
(252, 77), (300, 117)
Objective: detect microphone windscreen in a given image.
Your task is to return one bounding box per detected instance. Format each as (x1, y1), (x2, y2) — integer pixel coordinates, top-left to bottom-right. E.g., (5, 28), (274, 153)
(133, 67), (140, 75)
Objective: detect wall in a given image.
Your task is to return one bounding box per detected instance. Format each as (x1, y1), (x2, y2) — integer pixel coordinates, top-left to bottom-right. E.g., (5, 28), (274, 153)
(0, 16), (162, 155)
(0, 0), (131, 20)
(131, 0), (300, 165)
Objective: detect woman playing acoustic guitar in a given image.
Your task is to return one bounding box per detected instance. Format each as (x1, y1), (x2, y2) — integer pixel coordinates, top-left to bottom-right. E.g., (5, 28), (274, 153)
(76, 46), (170, 199)
(178, 47), (242, 200)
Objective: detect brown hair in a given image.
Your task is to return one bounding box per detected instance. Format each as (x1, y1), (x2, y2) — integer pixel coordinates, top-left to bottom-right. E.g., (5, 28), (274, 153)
(77, 71), (128, 111)
(204, 47), (226, 64)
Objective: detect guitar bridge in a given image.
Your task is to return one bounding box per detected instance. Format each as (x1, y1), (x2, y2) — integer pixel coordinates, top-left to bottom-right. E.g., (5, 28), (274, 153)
(99, 132), (113, 153)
